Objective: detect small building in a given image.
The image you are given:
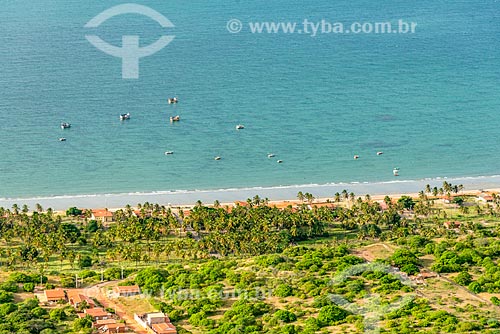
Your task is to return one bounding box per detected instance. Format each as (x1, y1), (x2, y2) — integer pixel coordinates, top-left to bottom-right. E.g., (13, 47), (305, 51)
(308, 202), (335, 209)
(135, 312), (177, 334)
(113, 285), (141, 297)
(91, 209), (114, 223)
(477, 193), (495, 203)
(84, 307), (111, 321)
(233, 201), (249, 207)
(151, 322), (178, 334)
(94, 319), (126, 334)
(270, 201), (296, 210)
(44, 289), (66, 303)
(147, 312), (170, 325)
(68, 292), (96, 309)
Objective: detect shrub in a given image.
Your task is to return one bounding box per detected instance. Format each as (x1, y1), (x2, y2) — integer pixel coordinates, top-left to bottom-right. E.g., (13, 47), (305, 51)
(49, 308), (66, 321)
(78, 255), (93, 268)
(0, 282), (18, 293)
(66, 207), (83, 216)
(318, 305), (349, 326)
(274, 284), (293, 298)
(454, 272), (472, 286)
(274, 310), (297, 323)
(468, 282), (482, 294)
(23, 283), (35, 293)
(0, 291), (14, 304)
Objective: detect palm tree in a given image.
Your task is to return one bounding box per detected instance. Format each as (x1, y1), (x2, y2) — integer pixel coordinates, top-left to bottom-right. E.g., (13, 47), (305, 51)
(304, 193), (315, 205)
(297, 192), (305, 203)
(35, 203), (43, 213)
(425, 184), (431, 194)
(342, 189), (349, 201)
(334, 193), (341, 203)
(12, 204), (19, 215)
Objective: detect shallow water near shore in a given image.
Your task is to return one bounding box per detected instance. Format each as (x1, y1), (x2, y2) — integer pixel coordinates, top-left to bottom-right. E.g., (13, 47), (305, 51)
(0, 1), (499, 200)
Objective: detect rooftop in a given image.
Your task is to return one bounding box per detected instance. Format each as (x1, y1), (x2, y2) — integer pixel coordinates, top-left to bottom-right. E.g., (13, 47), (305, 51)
(151, 322), (177, 334)
(44, 289), (66, 300)
(92, 209), (113, 217)
(84, 307), (109, 317)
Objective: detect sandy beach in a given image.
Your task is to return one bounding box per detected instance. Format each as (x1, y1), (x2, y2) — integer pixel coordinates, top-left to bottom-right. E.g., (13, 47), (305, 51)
(0, 175), (499, 211)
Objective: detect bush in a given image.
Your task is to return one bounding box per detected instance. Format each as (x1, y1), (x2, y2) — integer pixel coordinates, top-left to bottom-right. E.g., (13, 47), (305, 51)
(398, 196), (415, 210)
(78, 255), (93, 268)
(318, 305), (349, 326)
(274, 310), (297, 323)
(468, 282), (482, 294)
(23, 283), (35, 293)
(49, 308), (66, 321)
(274, 284), (293, 298)
(0, 291), (14, 304)
(0, 282), (18, 293)
(61, 277), (75, 288)
(66, 207), (83, 216)
(454, 272), (472, 286)
(79, 270), (97, 279)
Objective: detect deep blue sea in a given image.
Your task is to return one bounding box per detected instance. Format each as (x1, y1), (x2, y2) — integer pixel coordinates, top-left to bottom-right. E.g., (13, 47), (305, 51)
(0, 0), (499, 199)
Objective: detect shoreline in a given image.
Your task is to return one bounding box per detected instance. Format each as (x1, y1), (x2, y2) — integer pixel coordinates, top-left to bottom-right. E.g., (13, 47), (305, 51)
(1, 175), (500, 211)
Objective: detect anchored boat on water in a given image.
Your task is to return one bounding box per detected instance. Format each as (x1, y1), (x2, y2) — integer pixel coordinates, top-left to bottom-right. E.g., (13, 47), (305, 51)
(120, 113), (131, 121)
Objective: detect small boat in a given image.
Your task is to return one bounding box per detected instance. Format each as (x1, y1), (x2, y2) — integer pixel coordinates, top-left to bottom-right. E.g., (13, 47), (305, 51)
(277, 160), (283, 164)
(164, 151), (174, 155)
(59, 138), (66, 142)
(214, 156), (221, 161)
(170, 115), (180, 122)
(393, 168), (400, 176)
(61, 122), (71, 129)
(377, 151), (384, 156)
(120, 113), (131, 121)
(268, 154), (275, 158)
(168, 97), (179, 104)
(236, 124), (245, 130)
(354, 155), (360, 160)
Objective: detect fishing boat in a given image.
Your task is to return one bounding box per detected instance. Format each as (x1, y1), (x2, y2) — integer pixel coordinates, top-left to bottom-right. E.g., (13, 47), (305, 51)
(59, 138), (66, 142)
(377, 151), (384, 156)
(164, 151), (174, 155)
(170, 115), (180, 122)
(393, 168), (400, 176)
(354, 155), (360, 160)
(277, 160), (283, 164)
(61, 122), (71, 129)
(120, 113), (131, 120)
(268, 153), (275, 158)
(236, 124), (245, 130)
(168, 97), (179, 104)
(214, 156), (221, 161)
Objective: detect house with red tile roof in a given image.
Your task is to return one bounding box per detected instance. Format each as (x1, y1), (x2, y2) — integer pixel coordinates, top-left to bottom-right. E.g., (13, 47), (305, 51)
(84, 307), (112, 321)
(91, 209), (114, 223)
(44, 289), (66, 303)
(113, 285), (141, 297)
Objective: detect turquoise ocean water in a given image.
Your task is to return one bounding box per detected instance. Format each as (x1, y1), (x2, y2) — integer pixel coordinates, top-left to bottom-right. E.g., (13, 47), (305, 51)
(0, 0), (499, 199)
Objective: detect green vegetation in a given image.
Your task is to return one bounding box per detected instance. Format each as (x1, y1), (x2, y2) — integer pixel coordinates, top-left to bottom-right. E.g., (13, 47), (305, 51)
(0, 182), (499, 333)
